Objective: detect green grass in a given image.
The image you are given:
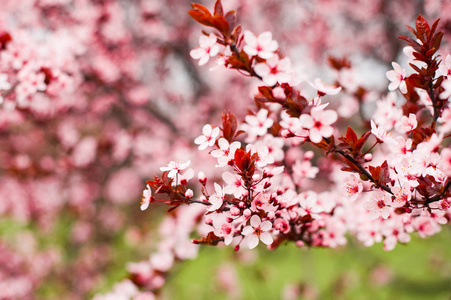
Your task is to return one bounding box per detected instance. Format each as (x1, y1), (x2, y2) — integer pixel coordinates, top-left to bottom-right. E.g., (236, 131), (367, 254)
(162, 227), (451, 299)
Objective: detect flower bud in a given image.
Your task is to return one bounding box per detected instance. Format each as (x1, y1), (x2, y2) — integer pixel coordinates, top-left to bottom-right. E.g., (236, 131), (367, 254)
(198, 171), (207, 185)
(185, 189), (193, 199)
(304, 150), (314, 160)
(205, 216), (213, 226)
(364, 153), (372, 161)
(243, 209), (251, 218)
(230, 206), (240, 216)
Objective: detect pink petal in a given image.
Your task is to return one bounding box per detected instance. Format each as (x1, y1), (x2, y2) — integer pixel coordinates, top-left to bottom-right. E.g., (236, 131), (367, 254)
(247, 234), (259, 249)
(242, 225), (253, 236)
(309, 127), (323, 143)
(260, 220), (272, 231)
(259, 232), (273, 245)
(250, 215), (261, 227)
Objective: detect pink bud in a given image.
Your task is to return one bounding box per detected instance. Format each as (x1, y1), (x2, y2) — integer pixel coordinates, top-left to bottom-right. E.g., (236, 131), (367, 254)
(238, 201), (245, 209)
(243, 209), (251, 218)
(304, 150), (314, 160)
(267, 211), (275, 219)
(296, 241), (305, 247)
(364, 153), (373, 161)
(234, 245), (240, 251)
(230, 206), (240, 216)
(205, 216), (213, 225)
(198, 171), (207, 185)
(185, 189), (193, 199)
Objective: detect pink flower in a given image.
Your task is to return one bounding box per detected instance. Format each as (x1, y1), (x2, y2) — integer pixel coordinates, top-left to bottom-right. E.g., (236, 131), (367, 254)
(440, 78), (451, 100)
(243, 109), (274, 138)
(364, 190), (392, 220)
(208, 183), (225, 212)
(242, 215), (273, 249)
(370, 120), (388, 141)
(194, 124), (220, 150)
(190, 34), (221, 66)
(438, 54), (451, 77)
(395, 113), (417, 133)
(243, 30), (278, 59)
(299, 108), (337, 143)
(254, 55), (291, 86)
(211, 138), (241, 167)
(246, 144), (274, 168)
(222, 171), (245, 198)
(140, 184), (152, 211)
(214, 222), (235, 245)
(160, 160), (191, 179)
(308, 78), (342, 96)
(386, 62), (407, 94)
(298, 193), (323, 219)
(343, 175), (363, 201)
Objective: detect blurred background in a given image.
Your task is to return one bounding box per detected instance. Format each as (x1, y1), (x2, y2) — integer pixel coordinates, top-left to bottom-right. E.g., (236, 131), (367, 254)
(0, 0), (451, 299)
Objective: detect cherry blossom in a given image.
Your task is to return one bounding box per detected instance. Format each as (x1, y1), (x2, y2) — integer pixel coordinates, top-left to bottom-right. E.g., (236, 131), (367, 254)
(190, 33), (221, 66)
(141, 185), (152, 210)
(160, 160), (191, 179)
(386, 62), (407, 94)
(208, 183), (225, 212)
(299, 108), (338, 143)
(243, 109), (274, 139)
(211, 138), (241, 167)
(343, 175), (363, 201)
(243, 30), (279, 59)
(242, 215), (273, 249)
(194, 124), (220, 150)
(364, 191), (393, 220)
(254, 55), (292, 86)
(308, 78), (342, 96)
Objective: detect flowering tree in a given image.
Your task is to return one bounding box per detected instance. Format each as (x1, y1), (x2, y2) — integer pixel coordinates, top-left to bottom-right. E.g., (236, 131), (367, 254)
(1, 0), (451, 298)
(94, 1), (451, 298)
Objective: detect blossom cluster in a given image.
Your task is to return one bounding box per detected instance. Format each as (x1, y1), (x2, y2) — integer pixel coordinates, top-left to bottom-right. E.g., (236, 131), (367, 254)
(142, 1), (451, 256)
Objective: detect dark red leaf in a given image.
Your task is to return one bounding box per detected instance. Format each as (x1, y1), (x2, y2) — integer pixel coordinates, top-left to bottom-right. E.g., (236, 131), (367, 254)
(214, 0), (223, 16)
(225, 11), (237, 32)
(234, 148), (247, 172)
(415, 14), (430, 42)
(345, 127), (358, 144)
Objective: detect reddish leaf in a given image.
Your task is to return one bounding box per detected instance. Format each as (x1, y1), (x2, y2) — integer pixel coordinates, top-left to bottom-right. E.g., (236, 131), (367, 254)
(188, 3), (214, 27)
(214, 0), (223, 16)
(234, 148), (247, 172)
(345, 127), (358, 144)
(212, 15), (230, 36)
(192, 231), (221, 245)
(354, 131), (371, 153)
(379, 161), (390, 184)
(415, 14), (430, 42)
(225, 11), (237, 32)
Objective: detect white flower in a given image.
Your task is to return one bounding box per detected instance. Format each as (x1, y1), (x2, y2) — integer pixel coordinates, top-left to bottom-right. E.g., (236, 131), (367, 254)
(308, 78), (342, 96)
(194, 124), (220, 150)
(208, 183), (225, 212)
(243, 30), (278, 59)
(140, 184), (152, 211)
(299, 108), (337, 143)
(211, 138), (241, 167)
(244, 109), (274, 137)
(190, 34), (221, 66)
(386, 62), (407, 94)
(254, 55), (291, 86)
(242, 215), (273, 249)
(160, 160), (191, 179)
